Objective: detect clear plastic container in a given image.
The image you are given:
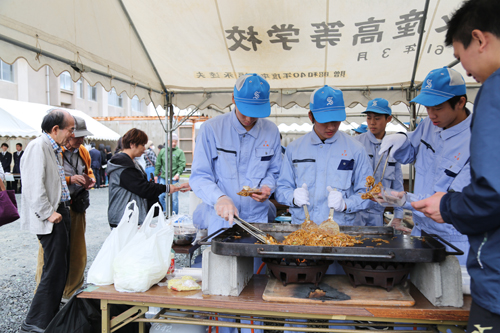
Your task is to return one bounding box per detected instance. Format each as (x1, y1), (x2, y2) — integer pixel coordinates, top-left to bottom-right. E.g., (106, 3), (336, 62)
(374, 187), (408, 207)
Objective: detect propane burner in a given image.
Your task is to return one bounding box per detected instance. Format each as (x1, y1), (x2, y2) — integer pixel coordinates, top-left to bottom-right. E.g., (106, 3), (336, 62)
(263, 258), (333, 286)
(339, 261), (413, 292)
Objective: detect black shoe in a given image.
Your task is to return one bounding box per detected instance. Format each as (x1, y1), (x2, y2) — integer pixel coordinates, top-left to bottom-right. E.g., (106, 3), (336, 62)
(20, 321), (45, 333)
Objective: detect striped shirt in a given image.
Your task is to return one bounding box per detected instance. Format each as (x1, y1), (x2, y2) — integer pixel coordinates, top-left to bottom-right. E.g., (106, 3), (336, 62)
(44, 132), (70, 202)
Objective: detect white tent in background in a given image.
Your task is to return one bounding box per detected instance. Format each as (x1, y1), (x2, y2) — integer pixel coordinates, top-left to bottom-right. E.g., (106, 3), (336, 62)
(0, 106), (39, 137)
(0, 98), (121, 141)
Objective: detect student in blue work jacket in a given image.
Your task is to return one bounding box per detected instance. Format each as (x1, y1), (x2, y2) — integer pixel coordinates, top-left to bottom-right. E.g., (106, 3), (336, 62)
(190, 74), (281, 333)
(275, 86), (372, 333)
(412, 1), (500, 330)
(355, 98), (405, 227)
(379, 67), (471, 265)
(275, 85), (372, 227)
(190, 73), (281, 237)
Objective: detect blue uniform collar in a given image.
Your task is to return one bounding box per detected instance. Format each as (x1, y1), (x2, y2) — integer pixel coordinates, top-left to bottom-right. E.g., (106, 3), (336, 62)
(365, 130), (384, 144)
(309, 126), (341, 145)
(436, 111), (472, 141)
(230, 108), (261, 138)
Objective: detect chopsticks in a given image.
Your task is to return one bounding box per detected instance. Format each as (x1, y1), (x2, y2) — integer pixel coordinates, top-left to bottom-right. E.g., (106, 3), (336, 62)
(233, 216), (269, 244)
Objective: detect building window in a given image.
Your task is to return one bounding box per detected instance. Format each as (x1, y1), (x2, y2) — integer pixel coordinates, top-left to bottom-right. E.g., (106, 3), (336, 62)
(60, 71), (73, 91)
(131, 96), (142, 112)
(88, 83), (97, 101)
(108, 88), (123, 107)
(76, 79), (84, 98)
(0, 60), (14, 82)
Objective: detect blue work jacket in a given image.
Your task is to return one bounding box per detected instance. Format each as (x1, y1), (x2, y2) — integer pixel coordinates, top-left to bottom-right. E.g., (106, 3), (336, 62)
(441, 68), (500, 316)
(275, 129), (372, 226)
(393, 114), (471, 264)
(190, 110), (282, 235)
(355, 131), (404, 226)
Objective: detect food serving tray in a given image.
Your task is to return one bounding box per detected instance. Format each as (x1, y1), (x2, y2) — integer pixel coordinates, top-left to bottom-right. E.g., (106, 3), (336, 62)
(205, 223), (462, 263)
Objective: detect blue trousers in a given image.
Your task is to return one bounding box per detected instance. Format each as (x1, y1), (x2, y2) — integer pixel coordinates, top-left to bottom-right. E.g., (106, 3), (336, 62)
(159, 178), (178, 214)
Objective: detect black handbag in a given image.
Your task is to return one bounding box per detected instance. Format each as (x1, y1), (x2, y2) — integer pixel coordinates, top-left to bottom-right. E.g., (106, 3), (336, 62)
(71, 187), (90, 213)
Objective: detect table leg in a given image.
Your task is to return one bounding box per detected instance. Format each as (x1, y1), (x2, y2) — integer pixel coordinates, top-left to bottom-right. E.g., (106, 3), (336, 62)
(101, 299), (110, 333)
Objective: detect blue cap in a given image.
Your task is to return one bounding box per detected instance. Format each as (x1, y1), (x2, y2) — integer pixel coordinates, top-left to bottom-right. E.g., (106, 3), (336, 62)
(353, 124), (368, 133)
(412, 67), (466, 107)
(233, 73), (271, 118)
(310, 85), (346, 123)
(363, 98), (392, 115)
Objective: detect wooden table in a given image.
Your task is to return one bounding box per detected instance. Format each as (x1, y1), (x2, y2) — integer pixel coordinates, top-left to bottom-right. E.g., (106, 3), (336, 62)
(78, 275), (469, 332)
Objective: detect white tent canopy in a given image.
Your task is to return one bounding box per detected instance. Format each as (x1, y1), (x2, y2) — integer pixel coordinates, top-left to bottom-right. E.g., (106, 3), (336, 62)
(0, 98), (121, 140)
(0, 0), (479, 122)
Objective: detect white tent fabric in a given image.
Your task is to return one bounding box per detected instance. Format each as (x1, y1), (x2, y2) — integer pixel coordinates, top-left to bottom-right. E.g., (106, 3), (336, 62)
(0, 98), (121, 141)
(0, 106), (40, 137)
(0, 0), (479, 118)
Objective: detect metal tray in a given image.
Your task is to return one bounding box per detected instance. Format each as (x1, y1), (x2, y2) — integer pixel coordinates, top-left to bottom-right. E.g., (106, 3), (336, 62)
(205, 223), (463, 263)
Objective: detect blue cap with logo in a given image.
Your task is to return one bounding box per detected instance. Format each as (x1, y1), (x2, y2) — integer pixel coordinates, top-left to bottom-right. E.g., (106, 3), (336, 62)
(411, 67), (466, 107)
(353, 124), (368, 133)
(310, 85), (346, 123)
(233, 73), (271, 118)
(362, 98), (392, 115)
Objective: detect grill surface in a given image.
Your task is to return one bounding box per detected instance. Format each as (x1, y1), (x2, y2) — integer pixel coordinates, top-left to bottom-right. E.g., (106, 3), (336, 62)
(209, 224), (455, 263)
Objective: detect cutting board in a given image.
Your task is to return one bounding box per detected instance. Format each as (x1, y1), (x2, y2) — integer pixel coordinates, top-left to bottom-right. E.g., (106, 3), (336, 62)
(263, 275), (415, 307)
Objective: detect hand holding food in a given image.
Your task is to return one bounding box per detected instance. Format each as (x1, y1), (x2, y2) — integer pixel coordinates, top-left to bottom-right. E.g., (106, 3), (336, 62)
(293, 183), (310, 206)
(251, 185), (271, 202)
(237, 186), (261, 196)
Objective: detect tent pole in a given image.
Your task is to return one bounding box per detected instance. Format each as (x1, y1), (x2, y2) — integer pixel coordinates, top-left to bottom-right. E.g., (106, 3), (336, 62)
(117, 0), (167, 94)
(167, 103), (174, 216)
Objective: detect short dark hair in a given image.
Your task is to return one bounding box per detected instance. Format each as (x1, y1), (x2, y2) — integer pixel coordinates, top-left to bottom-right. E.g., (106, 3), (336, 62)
(445, 0), (500, 48)
(122, 128), (148, 149)
(16, 143), (22, 148)
(41, 109), (72, 133)
(447, 95), (468, 109)
(1, 143), (8, 148)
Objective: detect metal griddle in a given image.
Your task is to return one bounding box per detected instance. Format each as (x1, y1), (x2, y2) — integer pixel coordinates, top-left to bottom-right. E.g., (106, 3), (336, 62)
(204, 223), (462, 263)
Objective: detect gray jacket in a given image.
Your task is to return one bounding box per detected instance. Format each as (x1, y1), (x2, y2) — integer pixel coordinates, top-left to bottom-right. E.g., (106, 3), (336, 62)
(20, 134), (63, 235)
(107, 152), (167, 227)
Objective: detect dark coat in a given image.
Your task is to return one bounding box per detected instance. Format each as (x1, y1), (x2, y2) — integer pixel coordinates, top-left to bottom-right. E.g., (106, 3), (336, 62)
(0, 151), (12, 173)
(13, 150), (23, 174)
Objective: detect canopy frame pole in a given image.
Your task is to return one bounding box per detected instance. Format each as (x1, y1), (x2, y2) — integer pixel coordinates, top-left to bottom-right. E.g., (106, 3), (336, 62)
(0, 33), (163, 95)
(406, 0), (430, 193)
(391, 115), (409, 131)
(171, 94), (212, 132)
(117, 0), (167, 94)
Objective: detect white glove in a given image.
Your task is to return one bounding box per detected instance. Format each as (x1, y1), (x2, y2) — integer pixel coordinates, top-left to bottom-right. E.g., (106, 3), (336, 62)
(379, 134), (407, 158)
(327, 186), (346, 211)
(215, 195), (239, 224)
(293, 183), (310, 206)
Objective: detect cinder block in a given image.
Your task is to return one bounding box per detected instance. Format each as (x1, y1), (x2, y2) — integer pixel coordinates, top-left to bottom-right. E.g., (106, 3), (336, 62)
(202, 248), (253, 296)
(411, 256), (463, 307)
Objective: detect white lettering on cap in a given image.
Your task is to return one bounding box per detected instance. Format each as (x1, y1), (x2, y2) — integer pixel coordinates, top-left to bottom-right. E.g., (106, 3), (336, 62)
(372, 100), (378, 106)
(327, 97), (333, 105)
(254, 91), (260, 99)
(425, 79), (432, 89)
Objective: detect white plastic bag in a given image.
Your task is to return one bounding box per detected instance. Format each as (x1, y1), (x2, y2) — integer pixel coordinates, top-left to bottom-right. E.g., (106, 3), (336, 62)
(113, 203), (174, 292)
(87, 201), (139, 285)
